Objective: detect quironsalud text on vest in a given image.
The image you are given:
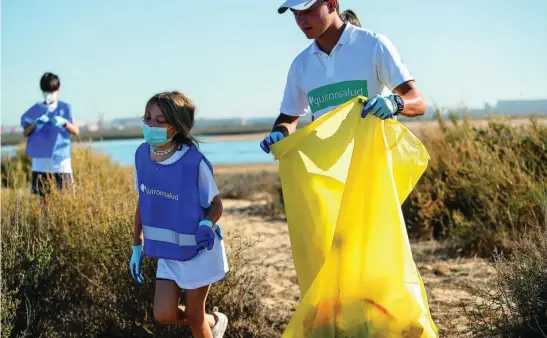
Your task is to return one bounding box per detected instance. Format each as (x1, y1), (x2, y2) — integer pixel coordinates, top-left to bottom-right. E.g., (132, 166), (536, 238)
(140, 183), (179, 201)
(135, 143), (213, 262)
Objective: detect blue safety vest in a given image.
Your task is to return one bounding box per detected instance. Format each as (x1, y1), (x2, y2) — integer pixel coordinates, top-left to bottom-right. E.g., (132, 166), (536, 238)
(20, 101), (73, 160)
(135, 143), (221, 261)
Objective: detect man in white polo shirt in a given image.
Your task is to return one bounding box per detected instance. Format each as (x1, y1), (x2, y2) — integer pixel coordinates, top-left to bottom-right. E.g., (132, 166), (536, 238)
(260, 0), (427, 153)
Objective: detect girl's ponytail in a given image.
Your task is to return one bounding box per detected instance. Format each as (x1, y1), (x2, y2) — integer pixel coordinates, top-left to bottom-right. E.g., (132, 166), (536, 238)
(340, 9), (361, 27)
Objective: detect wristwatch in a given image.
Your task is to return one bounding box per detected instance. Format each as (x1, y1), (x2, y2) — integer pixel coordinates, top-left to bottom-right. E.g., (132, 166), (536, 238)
(390, 95), (405, 115)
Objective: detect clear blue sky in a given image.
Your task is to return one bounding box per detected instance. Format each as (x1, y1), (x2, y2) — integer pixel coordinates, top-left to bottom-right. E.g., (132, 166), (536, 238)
(2, 0), (546, 126)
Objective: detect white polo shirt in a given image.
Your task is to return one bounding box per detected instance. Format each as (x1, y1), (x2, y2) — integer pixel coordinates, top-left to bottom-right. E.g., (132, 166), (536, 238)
(280, 23), (414, 120)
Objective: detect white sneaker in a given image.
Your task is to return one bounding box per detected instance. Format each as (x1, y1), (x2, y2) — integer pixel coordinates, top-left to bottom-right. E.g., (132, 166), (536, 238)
(211, 307), (228, 338)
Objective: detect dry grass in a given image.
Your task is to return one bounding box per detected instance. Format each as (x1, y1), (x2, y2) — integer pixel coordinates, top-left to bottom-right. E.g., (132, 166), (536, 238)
(1, 147), (278, 338)
(2, 113), (546, 337)
(403, 114), (546, 256)
(461, 195), (547, 337)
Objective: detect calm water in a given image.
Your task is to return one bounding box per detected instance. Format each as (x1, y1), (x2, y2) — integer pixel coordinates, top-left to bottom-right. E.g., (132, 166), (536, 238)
(0, 136), (276, 166)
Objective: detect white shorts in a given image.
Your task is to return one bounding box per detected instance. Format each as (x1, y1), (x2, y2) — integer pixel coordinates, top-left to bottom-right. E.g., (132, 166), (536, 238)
(156, 232), (229, 290)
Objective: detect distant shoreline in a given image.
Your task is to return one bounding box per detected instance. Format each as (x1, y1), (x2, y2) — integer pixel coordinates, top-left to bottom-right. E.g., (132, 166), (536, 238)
(2, 115), (546, 147)
(205, 132), (266, 142)
(213, 162), (278, 173)
(0, 126), (272, 146)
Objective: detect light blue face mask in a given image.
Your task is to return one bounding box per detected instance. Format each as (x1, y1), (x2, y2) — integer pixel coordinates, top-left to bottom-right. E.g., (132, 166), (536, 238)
(142, 124), (175, 147)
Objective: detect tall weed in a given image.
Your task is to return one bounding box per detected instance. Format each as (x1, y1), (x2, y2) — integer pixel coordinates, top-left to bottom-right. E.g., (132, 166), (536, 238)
(462, 192), (547, 337)
(403, 114), (546, 256)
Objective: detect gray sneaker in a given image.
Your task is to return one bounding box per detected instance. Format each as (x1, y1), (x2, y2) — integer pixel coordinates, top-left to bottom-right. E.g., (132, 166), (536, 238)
(211, 307), (228, 338)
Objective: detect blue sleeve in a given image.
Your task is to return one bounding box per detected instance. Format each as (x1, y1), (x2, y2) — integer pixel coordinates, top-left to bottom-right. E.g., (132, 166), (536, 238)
(20, 105), (36, 129)
(62, 102), (74, 123)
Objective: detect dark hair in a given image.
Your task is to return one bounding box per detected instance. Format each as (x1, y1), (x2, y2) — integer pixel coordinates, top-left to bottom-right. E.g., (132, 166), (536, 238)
(145, 91), (199, 149)
(330, 0), (362, 27)
(40, 72), (60, 92)
(340, 9), (361, 27)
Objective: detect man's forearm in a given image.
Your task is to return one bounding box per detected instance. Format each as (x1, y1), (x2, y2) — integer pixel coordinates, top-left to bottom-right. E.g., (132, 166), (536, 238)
(272, 113), (300, 137)
(393, 80), (427, 118)
(399, 93), (427, 118)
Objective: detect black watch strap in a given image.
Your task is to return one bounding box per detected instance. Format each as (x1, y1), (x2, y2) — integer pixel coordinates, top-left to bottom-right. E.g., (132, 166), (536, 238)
(391, 94), (404, 115)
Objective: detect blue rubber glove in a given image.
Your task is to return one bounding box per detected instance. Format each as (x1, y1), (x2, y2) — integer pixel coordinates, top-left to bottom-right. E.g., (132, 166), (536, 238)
(35, 114), (50, 130)
(361, 94), (399, 120)
(195, 220), (215, 251)
(51, 116), (68, 127)
(129, 245), (144, 283)
(260, 131), (284, 154)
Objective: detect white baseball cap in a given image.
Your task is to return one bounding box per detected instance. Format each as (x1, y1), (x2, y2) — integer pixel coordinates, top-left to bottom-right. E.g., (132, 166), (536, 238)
(278, 0), (319, 14)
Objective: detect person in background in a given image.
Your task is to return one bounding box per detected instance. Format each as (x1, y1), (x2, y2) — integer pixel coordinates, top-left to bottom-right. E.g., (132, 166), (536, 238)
(20, 72), (79, 208)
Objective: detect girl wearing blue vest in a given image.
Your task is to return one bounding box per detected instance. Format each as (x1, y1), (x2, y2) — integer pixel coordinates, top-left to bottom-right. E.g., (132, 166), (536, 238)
(260, 0), (428, 152)
(20, 72), (80, 204)
(130, 91), (229, 338)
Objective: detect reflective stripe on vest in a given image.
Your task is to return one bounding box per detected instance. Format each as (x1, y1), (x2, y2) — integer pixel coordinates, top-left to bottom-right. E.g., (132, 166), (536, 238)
(143, 225), (197, 246)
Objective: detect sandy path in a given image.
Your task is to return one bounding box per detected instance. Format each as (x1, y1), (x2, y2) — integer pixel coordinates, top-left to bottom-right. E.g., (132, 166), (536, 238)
(213, 162), (278, 174)
(220, 199), (299, 324)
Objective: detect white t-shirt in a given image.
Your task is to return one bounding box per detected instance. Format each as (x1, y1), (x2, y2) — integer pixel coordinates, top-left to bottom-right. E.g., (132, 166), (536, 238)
(32, 158), (73, 174)
(31, 101), (73, 174)
(133, 144), (229, 289)
(280, 23), (414, 120)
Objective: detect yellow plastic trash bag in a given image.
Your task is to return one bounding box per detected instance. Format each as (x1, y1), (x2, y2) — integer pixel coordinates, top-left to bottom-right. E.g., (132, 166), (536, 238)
(270, 96), (438, 337)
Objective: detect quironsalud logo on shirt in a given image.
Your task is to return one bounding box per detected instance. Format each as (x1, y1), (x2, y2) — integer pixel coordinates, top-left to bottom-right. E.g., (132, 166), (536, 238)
(140, 183), (179, 201)
(307, 80), (368, 113)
